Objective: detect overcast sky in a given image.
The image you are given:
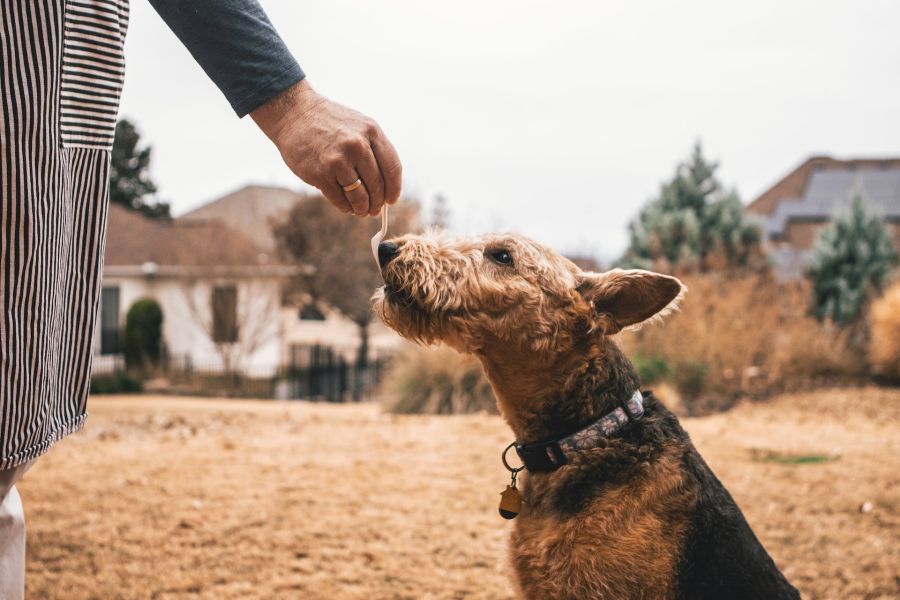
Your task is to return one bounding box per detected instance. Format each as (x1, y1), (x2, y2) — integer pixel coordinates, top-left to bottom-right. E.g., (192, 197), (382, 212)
(119, 0), (900, 260)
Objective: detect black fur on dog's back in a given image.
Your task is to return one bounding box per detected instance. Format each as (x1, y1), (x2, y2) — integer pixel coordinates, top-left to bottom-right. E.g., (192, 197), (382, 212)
(675, 435), (800, 599)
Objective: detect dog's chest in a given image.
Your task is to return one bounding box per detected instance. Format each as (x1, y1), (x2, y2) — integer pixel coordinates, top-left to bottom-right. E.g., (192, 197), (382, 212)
(508, 455), (692, 599)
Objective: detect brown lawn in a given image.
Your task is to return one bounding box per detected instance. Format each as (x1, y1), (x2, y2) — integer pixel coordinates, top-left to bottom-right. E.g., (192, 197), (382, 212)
(19, 387), (900, 599)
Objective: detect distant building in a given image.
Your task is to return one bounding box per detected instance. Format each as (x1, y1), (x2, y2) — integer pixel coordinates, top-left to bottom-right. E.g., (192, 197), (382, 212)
(95, 185), (403, 378)
(747, 156), (900, 278)
(96, 203), (296, 376)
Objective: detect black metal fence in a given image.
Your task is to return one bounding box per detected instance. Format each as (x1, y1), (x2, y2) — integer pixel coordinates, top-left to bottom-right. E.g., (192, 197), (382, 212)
(148, 344), (390, 401)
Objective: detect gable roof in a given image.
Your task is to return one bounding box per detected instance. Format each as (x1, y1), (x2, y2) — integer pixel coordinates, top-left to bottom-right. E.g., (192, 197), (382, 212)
(179, 184), (309, 251)
(104, 203), (281, 269)
(748, 156), (900, 239)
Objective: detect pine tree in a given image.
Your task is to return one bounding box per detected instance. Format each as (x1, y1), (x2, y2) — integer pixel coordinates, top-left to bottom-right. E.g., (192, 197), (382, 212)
(110, 118), (170, 219)
(807, 191), (897, 324)
(622, 143), (766, 273)
(430, 194), (451, 230)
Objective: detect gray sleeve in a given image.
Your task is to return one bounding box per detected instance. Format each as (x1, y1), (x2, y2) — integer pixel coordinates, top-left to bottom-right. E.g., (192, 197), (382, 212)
(148, 0), (305, 117)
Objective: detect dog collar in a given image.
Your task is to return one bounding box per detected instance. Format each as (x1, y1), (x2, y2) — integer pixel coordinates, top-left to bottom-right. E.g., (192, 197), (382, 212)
(511, 390), (645, 473)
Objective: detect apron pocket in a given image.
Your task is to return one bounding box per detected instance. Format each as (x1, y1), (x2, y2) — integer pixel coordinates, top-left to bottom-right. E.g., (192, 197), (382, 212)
(60, 0), (129, 151)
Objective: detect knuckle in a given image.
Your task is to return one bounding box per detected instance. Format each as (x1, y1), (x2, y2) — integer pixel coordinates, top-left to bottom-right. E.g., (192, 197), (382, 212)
(343, 134), (368, 155)
(363, 119), (379, 138)
(324, 154), (345, 172)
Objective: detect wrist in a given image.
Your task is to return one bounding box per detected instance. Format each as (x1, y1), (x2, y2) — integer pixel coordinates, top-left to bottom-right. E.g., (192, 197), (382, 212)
(250, 78), (321, 145)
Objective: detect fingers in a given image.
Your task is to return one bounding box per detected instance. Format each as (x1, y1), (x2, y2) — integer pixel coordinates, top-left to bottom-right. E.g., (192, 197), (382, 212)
(336, 168), (370, 216)
(369, 127), (402, 205)
(320, 180), (353, 214)
(356, 147), (386, 216)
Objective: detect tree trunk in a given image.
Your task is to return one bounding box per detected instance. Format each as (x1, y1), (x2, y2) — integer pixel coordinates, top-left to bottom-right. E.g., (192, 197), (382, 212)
(353, 322), (370, 401)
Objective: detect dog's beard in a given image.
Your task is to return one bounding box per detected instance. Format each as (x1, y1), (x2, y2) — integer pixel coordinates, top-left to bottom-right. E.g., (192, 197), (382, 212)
(373, 285), (458, 346)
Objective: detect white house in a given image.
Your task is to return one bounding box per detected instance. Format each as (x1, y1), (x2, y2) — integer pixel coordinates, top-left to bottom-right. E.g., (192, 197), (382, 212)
(94, 186), (403, 378)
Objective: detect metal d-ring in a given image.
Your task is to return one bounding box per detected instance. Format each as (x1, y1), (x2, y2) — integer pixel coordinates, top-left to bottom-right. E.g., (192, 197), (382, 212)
(501, 442), (525, 474)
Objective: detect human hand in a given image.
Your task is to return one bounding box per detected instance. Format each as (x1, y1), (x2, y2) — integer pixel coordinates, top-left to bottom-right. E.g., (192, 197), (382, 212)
(251, 79), (402, 216)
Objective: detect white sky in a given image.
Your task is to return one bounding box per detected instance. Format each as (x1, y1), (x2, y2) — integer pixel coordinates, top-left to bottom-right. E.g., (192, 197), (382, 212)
(119, 0), (900, 261)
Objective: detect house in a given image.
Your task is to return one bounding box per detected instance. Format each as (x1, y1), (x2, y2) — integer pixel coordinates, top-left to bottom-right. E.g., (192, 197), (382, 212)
(94, 185), (403, 381)
(747, 156), (900, 278)
(96, 203), (297, 376)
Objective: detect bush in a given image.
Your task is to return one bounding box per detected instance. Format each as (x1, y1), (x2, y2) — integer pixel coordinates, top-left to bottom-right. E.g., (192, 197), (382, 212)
(619, 272), (860, 411)
(379, 345), (495, 415)
(632, 353), (670, 384)
(90, 372), (143, 394)
(807, 192), (897, 325)
(869, 282), (900, 380)
(124, 298), (163, 373)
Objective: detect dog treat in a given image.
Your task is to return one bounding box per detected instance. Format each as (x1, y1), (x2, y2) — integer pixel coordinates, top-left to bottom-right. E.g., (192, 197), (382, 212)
(371, 205), (389, 267)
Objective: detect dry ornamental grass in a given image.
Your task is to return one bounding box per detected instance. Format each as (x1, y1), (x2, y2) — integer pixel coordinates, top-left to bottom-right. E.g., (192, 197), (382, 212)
(19, 388), (900, 599)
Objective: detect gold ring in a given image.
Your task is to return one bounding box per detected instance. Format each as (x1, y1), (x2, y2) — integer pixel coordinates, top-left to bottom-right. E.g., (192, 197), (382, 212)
(342, 178), (363, 193)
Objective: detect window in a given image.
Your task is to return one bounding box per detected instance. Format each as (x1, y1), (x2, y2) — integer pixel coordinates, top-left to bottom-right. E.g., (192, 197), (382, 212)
(211, 285), (239, 343)
(99, 287), (120, 355)
(298, 302), (326, 321)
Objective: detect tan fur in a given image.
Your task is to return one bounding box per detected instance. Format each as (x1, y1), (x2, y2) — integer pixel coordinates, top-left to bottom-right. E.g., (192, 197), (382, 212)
(512, 447), (696, 600)
(373, 231), (688, 598)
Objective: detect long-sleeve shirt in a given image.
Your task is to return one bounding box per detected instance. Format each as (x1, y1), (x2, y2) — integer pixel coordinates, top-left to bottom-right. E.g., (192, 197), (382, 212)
(148, 0), (305, 117)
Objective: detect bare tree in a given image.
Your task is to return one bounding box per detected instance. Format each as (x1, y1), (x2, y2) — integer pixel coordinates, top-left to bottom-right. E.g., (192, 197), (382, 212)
(272, 196), (421, 382)
(180, 273), (280, 383)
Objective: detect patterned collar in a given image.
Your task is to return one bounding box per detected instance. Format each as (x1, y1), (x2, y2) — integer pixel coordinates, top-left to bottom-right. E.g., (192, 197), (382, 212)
(513, 390), (645, 473)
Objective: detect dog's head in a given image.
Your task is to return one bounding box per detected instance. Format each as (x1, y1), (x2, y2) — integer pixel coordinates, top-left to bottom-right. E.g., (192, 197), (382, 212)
(373, 231), (685, 357)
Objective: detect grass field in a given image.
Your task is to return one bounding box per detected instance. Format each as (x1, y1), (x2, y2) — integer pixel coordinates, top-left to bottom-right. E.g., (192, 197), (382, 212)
(19, 387), (900, 599)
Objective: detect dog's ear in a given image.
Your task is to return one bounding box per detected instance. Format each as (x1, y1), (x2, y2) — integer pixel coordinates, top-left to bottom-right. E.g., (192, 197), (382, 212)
(576, 269), (685, 334)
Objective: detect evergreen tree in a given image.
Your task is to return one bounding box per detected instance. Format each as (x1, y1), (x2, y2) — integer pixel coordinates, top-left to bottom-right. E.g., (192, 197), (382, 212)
(622, 143), (766, 272)
(110, 118), (170, 219)
(430, 194), (451, 229)
(807, 191), (897, 324)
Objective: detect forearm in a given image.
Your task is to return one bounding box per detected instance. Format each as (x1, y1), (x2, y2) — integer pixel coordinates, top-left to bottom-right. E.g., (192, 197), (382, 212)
(148, 0), (304, 117)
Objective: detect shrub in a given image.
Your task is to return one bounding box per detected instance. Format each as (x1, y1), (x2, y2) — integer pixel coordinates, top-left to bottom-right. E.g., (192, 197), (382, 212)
(869, 282), (900, 380)
(379, 345), (495, 415)
(632, 353), (670, 384)
(619, 272), (860, 411)
(124, 298), (163, 373)
(90, 372), (143, 394)
(807, 192), (897, 325)
(672, 360), (709, 398)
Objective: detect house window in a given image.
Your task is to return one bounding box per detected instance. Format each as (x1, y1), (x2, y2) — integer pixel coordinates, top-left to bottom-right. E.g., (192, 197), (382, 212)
(99, 287), (120, 355)
(211, 285), (239, 343)
(298, 302), (325, 321)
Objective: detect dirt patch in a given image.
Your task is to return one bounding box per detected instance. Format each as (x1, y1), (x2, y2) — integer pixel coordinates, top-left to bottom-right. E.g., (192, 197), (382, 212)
(20, 387), (900, 599)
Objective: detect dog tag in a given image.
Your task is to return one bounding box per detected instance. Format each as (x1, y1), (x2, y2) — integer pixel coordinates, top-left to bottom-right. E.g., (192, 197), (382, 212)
(499, 484), (522, 520)
(371, 205), (389, 267)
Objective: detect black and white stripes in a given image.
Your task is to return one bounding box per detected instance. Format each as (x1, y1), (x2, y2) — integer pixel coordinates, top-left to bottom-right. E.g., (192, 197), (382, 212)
(1, 0), (128, 468)
(61, 0), (128, 149)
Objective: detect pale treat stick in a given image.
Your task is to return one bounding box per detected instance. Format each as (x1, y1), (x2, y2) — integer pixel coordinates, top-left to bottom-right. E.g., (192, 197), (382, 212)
(371, 205), (389, 267)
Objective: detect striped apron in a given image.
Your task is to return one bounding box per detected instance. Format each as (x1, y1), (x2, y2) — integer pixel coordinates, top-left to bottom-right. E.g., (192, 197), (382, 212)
(1, 0), (128, 468)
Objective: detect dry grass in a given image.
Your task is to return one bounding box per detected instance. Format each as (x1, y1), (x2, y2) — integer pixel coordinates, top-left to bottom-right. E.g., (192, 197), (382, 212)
(380, 344), (496, 415)
(620, 273), (860, 410)
(20, 388), (900, 600)
(870, 282), (900, 379)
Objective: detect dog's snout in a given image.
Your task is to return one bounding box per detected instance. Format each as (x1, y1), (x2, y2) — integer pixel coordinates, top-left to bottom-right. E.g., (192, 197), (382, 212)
(378, 241), (400, 268)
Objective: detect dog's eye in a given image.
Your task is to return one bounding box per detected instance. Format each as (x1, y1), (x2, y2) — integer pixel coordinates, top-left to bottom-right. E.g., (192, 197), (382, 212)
(487, 249), (513, 266)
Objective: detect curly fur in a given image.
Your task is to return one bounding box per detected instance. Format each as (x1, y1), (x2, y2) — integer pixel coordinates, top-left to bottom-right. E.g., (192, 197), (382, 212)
(373, 231), (799, 600)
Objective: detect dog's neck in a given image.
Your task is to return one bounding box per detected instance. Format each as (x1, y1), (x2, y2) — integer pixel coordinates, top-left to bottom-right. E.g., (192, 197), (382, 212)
(477, 334), (641, 444)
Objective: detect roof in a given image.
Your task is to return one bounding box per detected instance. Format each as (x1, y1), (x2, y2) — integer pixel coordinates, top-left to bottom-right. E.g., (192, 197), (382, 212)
(748, 156), (900, 216)
(104, 203), (283, 269)
(179, 185), (308, 251)
(748, 157), (900, 239)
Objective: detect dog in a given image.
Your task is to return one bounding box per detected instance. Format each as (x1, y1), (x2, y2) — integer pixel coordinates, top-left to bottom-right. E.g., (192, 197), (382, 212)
(373, 231), (800, 600)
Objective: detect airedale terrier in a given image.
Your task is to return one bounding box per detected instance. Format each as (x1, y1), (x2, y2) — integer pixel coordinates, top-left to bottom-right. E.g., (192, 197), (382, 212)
(373, 231), (800, 600)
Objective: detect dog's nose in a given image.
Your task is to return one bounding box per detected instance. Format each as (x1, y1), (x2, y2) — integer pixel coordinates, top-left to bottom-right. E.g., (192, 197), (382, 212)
(378, 241), (400, 268)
